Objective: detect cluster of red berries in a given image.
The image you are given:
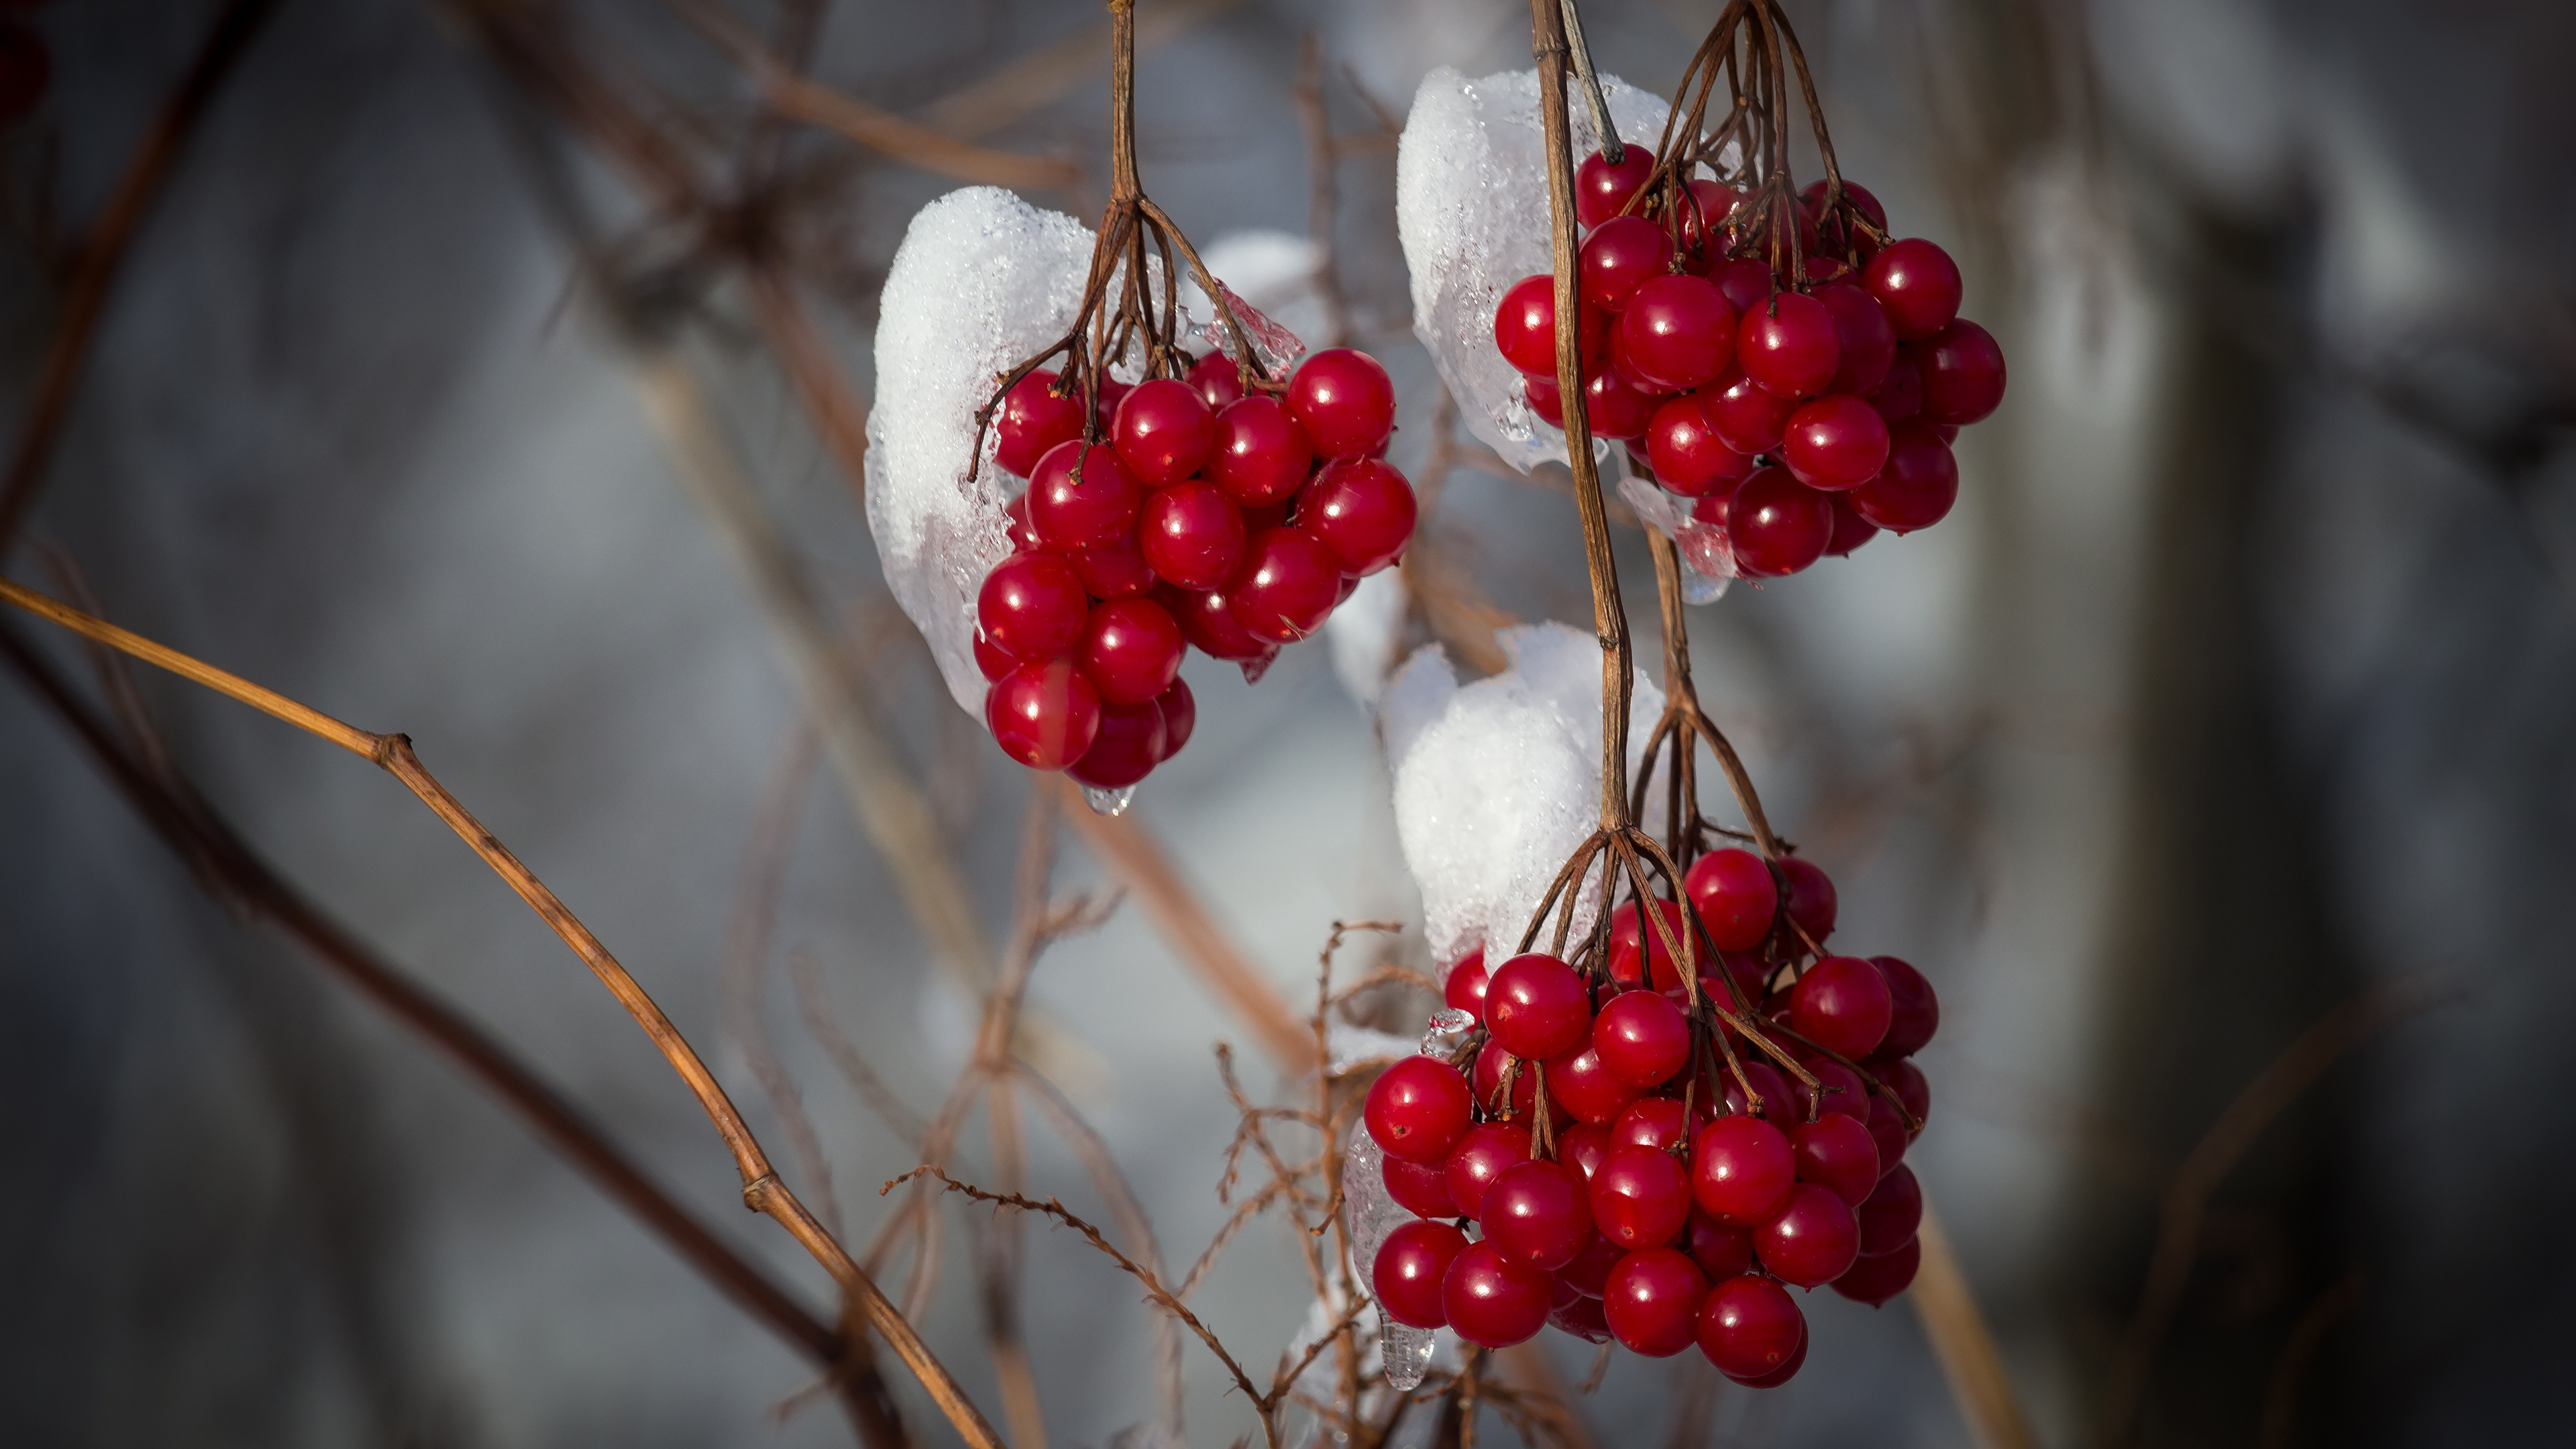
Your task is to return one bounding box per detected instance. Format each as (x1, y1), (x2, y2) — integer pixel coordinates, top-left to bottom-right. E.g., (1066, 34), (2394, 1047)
(1362, 849), (1936, 1385)
(1491, 150), (2006, 578)
(975, 347), (1417, 789)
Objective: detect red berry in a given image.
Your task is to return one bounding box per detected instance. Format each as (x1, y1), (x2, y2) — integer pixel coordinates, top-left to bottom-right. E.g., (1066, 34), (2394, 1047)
(1864, 1093), (1910, 1177)
(984, 661), (1101, 771)
(1874, 956), (1939, 1056)
(1558, 1122), (1616, 1185)
(1524, 373), (1564, 427)
(1494, 274), (1560, 377)
(1152, 679), (1195, 759)
(1709, 258), (1774, 318)
(1580, 215), (1674, 313)
(1574, 146), (1655, 229)
(1110, 378), (1216, 487)
(1603, 1248), (1709, 1357)
(1067, 699), (1167, 788)
(1003, 493), (1044, 553)
(995, 370), (1087, 478)
(1186, 351), (1248, 410)
(1548, 1282), (1613, 1341)
(1915, 319), (2006, 425)
(1607, 897), (1688, 991)
(1580, 365), (1660, 441)
(1287, 347), (1397, 458)
(1543, 1042), (1640, 1125)
(1485, 953), (1591, 1061)
(1482, 1160), (1595, 1271)
(1725, 468), (1834, 578)
(1157, 581), (1269, 662)
(977, 552), (1089, 659)
(1381, 1150), (1460, 1219)
(1091, 378), (1132, 433)
(1729, 1318), (1809, 1387)
(1473, 1042), (1566, 1128)
(1444, 1121), (1533, 1219)
(1699, 368), (1797, 456)
(1616, 274), (1734, 392)
(1675, 180), (1746, 270)
(1791, 955), (1894, 1060)
(1824, 493), (1880, 557)
(1442, 1241), (1551, 1348)
(1684, 849), (1777, 953)
(1077, 597), (1185, 706)
(1876, 1055), (1931, 1131)
(1756, 1183), (1860, 1287)
(1615, 1096), (1690, 1152)
(1205, 396), (1315, 506)
(1790, 1114), (1882, 1206)
(1559, 1232), (1624, 1297)
(1070, 541), (1155, 599)
(1856, 1164), (1923, 1255)
(1832, 1234), (1920, 1306)
(1589, 1144), (1691, 1250)
(1364, 1057), (1474, 1163)
(1029, 441), (1142, 553)
(1719, 1061), (1800, 1136)
(973, 631), (1017, 682)
(1444, 946), (1491, 1022)
(1644, 394), (1754, 499)
(1138, 480), (1246, 590)
(1690, 1115), (1794, 1226)
(1815, 282), (1898, 396)
(1794, 1059), (1870, 1124)
(1593, 990), (1689, 1087)
(1697, 1273), (1804, 1380)
(1869, 353), (1925, 423)
(1862, 238), (1964, 340)
(1375, 1219), (1467, 1328)
(1300, 458), (1416, 576)
(1780, 856), (1838, 943)
(1224, 527), (1341, 643)
(1687, 1212), (1756, 1281)
(1801, 178), (1888, 239)
(1737, 290), (1840, 400)
(1782, 394), (1891, 491)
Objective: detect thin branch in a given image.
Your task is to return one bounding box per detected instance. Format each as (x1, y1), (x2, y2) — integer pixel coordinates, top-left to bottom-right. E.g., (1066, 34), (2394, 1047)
(790, 945), (929, 1148)
(2255, 1272), (2363, 1449)
(912, 0), (1235, 140)
(1908, 1198), (2035, 1449)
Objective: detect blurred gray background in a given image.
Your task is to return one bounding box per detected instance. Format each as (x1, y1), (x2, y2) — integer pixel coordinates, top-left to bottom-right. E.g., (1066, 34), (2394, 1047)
(2, 0), (2571, 1444)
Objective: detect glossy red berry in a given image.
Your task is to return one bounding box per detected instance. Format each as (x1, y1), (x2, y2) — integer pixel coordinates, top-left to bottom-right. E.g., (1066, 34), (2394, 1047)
(984, 661), (1101, 771)
(1792, 955), (1893, 1059)
(977, 552), (1089, 660)
(1796, 1060), (1870, 1124)
(1287, 348), (1396, 458)
(1644, 394), (1754, 499)
(1825, 492), (1880, 557)
(1301, 458), (1416, 576)
(1874, 957), (1939, 1057)
(1364, 1057), (1474, 1163)
(1856, 1164), (1923, 1256)
(1869, 353), (1925, 423)
(1697, 1274), (1805, 1380)
(1593, 990), (1688, 1088)
(1876, 1055), (1931, 1131)
(1187, 351), (1248, 410)
(1756, 1182), (1860, 1287)
(995, 370), (1087, 478)
(1111, 378), (1217, 486)
(1915, 319), (2007, 425)
(1617, 274), (1734, 392)
(1675, 180), (1746, 270)
(1615, 1096), (1690, 1153)
(1558, 1122), (1616, 1186)
(1473, 1043), (1562, 1127)
(1862, 238), (1964, 340)
(1548, 1280), (1613, 1340)
(1523, 373), (1564, 427)
(1607, 896), (1688, 991)
(1443, 1241), (1552, 1348)
(1864, 1094), (1910, 1177)
(1444, 1122), (1533, 1219)
(1780, 856), (1838, 943)
(1375, 1219), (1467, 1328)
(1833, 1234), (1920, 1306)
(1152, 679), (1194, 760)
(1815, 282), (1898, 397)
(1558, 1232), (1623, 1297)
(1688, 1212), (1756, 1281)
(1731, 1318), (1809, 1387)
(1580, 215), (1673, 313)
(1380, 1150), (1459, 1219)
(1003, 492), (1044, 553)
(1444, 947), (1491, 1022)
(1707, 258), (1772, 317)
(1736, 291), (1841, 400)
(1603, 1248), (1709, 1357)
(1725, 468), (1834, 578)
(1483, 1160), (1595, 1271)
(1581, 365), (1660, 441)
(973, 631), (1017, 682)
(1136, 480), (1246, 590)
(1719, 1061), (1800, 1136)
(1690, 1116), (1795, 1226)
(1790, 1114), (1882, 1206)
(1485, 953), (1592, 1061)
(1851, 423), (1959, 535)
(1070, 541), (1154, 599)
(1684, 849), (1777, 953)
(1494, 274), (1560, 377)
(1077, 597), (1185, 706)
(1782, 393), (1891, 491)
(1205, 396), (1315, 506)
(1224, 527), (1341, 643)
(1154, 581), (1265, 663)
(1544, 1043), (1640, 1126)
(1069, 696), (1167, 788)
(1699, 368), (1796, 456)
(1029, 441), (1142, 553)
(1574, 146), (1654, 229)
(1589, 1144), (1691, 1250)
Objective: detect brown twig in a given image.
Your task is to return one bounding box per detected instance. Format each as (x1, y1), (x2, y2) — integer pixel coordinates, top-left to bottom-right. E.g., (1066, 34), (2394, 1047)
(1909, 1199), (2036, 1449)
(789, 945), (929, 1148)
(911, 0), (1236, 141)
(2255, 1272), (2363, 1449)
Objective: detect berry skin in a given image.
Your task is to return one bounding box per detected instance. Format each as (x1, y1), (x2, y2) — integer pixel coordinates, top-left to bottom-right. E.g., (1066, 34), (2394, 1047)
(1363, 1057), (1474, 1163)
(1186, 351), (1248, 410)
(1580, 215), (1674, 312)
(1780, 856), (1838, 943)
(1719, 1061), (1801, 1136)
(1731, 1320), (1809, 1387)
(1795, 1060), (1871, 1124)
(1442, 1241), (1552, 1348)
(1473, 1042), (1568, 1128)
(995, 370), (1087, 478)
(1684, 849), (1778, 953)
(1003, 493), (1044, 553)
(1301, 458), (1417, 576)
(1091, 378), (1132, 433)
(1485, 953), (1593, 1061)
(1874, 956), (1940, 1057)
(1725, 468), (1835, 578)
(984, 661), (1101, 771)
(1071, 541), (1155, 599)
(1915, 319), (2007, 425)
(1152, 679), (1195, 759)
(1856, 1164), (1923, 1255)
(1558, 1122), (1616, 1185)
(1792, 955), (1894, 1059)
(1112, 377), (1218, 486)
(1615, 1096), (1691, 1152)
(1444, 946), (1491, 1022)
(1593, 989), (1689, 1087)
(1607, 897), (1688, 991)
(1675, 179), (1746, 270)
(1862, 237), (1964, 340)
(1876, 1055), (1931, 1131)
(1138, 480), (1246, 591)
(1224, 527), (1342, 643)
(1697, 1273), (1805, 1380)
(1548, 1283), (1614, 1341)
(1582, 364), (1662, 441)
(1825, 493), (1880, 557)
(1699, 368), (1798, 456)
(1688, 1212), (1756, 1281)
(1205, 396), (1315, 506)
(1380, 1150), (1459, 1219)
(1288, 347), (1397, 458)
(1603, 1248), (1710, 1357)
(1832, 1234), (1921, 1306)
(973, 631), (1017, 683)
(1850, 423), (1960, 544)
(1482, 1160), (1595, 1271)
(1375, 1220), (1468, 1328)
(1868, 353), (1925, 423)
(1690, 1115), (1796, 1226)
(1558, 1232), (1624, 1297)
(1574, 146), (1655, 229)
(1790, 1114), (1883, 1206)
(1617, 274), (1735, 392)
(1709, 258), (1775, 318)
(1782, 394), (1892, 491)
(1156, 581), (1269, 662)
(1494, 274), (1557, 376)
(1067, 700), (1167, 789)
(1444, 1121), (1534, 1219)
(1816, 282), (1898, 396)
(1544, 1042), (1642, 1125)
(977, 552), (1089, 660)
(1077, 597), (1185, 706)
(1523, 373), (1564, 427)
(1736, 291), (1841, 400)
(1756, 1182), (1861, 1287)
(1864, 1094), (1911, 1177)
(1589, 1144), (1692, 1250)
(1644, 394), (1755, 499)
(1029, 441), (1142, 553)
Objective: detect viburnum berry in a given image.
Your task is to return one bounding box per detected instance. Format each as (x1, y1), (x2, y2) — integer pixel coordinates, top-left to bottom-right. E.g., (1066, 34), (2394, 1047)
(1580, 215), (1673, 313)
(1559, 1232), (1623, 1297)
(1548, 1281), (1613, 1342)
(1607, 896), (1688, 991)
(1363, 1056), (1474, 1163)
(1792, 955), (1894, 1059)
(1691, 1114), (1795, 1226)
(1815, 282), (1897, 396)
(977, 552), (1089, 660)
(1709, 257), (1774, 318)
(1825, 493), (1880, 557)
(1590, 1143), (1692, 1250)
(1864, 1093), (1910, 1177)
(1068, 700), (1166, 789)
(1186, 351), (1248, 411)
(1736, 290), (1841, 400)
(1574, 146), (1654, 229)
(1868, 353), (1925, 423)
(1780, 856), (1839, 943)
(1915, 319), (2008, 425)
(1685, 848), (1778, 952)
(1224, 527), (1341, 643)
(1674, 179), (1745, 272)
(1523, 374), (1564, 427)
(984, 661), (1100, 771)
(1071, 541), (1155, 599)
(1719, 1060), (1801, 1136)
(1790, 1114), (1882, 1206)
(1698, 1273), (1805, 1381)
(1876, 1055), (1931, 1130)
(1156, 581), (1271, 664)
(1856, 1163), (1923, 1256)
(1375, 1219), (1468, 1328)
(1862, 237), (1964, 340)
(1644, 394), (1754, 498)
(1287, 347), (1396, 458)
(1482, 1160), (1595, 1271)
(1615, 1096), (1690, 1153)
(1380, 1150), (1459, 1218)
(1593, 989), (1688, 1087)
(1558, 1122), (1615, 1185)
(1582, 366), (1661, 441)
(1029, 441), (1142, 553)
(1444, 1241), (1552, 1348)
(1688, 1212), (1756, 1281)
(1756, 1182), (1860, 1287)
(1832, 1234), (1921, 1306)
(1205, 396), (1314, 506)
(1300, 458), (1416, 576)
(973, 631), (1016, 683)
(1603, 1248), (1709, 1358)
(1731, 1318), (1809, 1387)
(1485, 953), (1592, 1060)
(1112, 378), (1217, 486)
(1699, 368), (1796, 456)
(1874, 956), (1939, 1056)
(1091, 377), (1132, 432)
(1003, 492), (1044, 553)
(994, 370), (1087, 478)
(1617, 274), (1735, 392)
(1796, 1059), (1871, 1124)
(1444, 946), (1491, 1022)
(1444, 1120), (1533, 1219)
(1495, 274), (1612, 379)
(1474, 1042), (1564, 1127)
(1152, 679), (1194, 760)
(1077, 598), (1185, 706)
(1138, 480), (1246, 590)
(1725, 467), (1834, 578)
(1782, 394), (1892, 491)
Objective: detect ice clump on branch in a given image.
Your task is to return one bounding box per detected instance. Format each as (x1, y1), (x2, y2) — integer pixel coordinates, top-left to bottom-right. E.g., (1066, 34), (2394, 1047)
(1385, 623), (1666, 972)
(1396, 67), (1671, 474)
